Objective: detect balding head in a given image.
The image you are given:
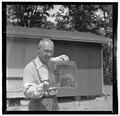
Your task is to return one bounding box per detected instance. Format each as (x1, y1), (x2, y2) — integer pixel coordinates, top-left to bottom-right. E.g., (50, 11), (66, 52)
(37, 38), (54, 63)
(38, 38), (54, 49)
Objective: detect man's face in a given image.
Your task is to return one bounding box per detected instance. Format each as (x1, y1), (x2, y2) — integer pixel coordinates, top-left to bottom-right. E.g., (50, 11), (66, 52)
(38, 41), (54, 63)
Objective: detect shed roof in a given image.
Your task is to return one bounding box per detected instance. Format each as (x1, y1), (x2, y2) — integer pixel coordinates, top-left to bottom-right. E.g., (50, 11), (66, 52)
(6, 25), (112, 44)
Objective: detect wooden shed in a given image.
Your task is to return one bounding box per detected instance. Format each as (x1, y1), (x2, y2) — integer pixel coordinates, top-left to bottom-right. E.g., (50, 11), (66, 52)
(6, 25), (111, 99)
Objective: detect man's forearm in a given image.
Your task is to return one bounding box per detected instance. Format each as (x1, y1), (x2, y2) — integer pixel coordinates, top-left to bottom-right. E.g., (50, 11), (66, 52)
(50, 55), (69, 63)
(24, 84), (44, 99)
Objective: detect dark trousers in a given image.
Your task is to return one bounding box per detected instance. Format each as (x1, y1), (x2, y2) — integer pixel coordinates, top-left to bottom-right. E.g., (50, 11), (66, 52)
(29, 95), (59, 111)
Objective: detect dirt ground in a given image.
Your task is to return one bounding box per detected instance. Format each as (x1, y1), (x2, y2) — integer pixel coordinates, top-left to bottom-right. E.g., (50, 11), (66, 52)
(7, 85), (113, 111)
(58, 85), (112, 111)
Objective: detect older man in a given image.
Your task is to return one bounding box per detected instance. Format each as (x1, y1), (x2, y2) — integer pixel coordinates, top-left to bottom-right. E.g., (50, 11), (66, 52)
(23, 38), (69, 111)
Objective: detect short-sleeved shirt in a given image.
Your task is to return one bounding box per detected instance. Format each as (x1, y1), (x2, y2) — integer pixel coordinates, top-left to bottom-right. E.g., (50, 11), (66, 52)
(23, 56), (57, 98)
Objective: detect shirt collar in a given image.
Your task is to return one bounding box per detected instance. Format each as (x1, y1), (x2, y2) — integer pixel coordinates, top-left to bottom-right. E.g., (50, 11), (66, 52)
(34, 56), (44, 69)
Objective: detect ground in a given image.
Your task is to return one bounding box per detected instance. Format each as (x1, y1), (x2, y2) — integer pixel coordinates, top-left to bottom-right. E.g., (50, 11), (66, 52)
(58, 85), (112, 111)
(7, 85), (113, 111)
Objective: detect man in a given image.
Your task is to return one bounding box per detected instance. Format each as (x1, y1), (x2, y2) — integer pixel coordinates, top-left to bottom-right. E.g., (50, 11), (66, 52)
(23, 38), (69, 111)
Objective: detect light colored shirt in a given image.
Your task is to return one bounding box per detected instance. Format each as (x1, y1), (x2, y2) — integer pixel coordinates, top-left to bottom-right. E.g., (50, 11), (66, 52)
(23, 55), (68, 99)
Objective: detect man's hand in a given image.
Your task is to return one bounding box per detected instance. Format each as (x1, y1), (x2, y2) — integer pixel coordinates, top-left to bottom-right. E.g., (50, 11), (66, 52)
(59, 55), (69, 62)
(50, 55), (70, 64)
(46, 86), (60, 96)
(47, 86), (60, 91)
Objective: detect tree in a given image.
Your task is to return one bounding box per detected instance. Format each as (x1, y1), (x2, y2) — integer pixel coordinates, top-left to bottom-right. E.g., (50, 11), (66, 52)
(53, 5), (112, 37)
(103, 43), (113, 85)
(6, 4), (54, 28)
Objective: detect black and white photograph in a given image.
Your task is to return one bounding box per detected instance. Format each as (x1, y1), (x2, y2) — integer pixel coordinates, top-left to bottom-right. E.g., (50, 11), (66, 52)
(2, 1), (118, 114)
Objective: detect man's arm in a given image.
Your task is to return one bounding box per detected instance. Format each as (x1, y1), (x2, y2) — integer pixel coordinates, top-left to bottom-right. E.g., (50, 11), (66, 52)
(24, 84), (44, 99)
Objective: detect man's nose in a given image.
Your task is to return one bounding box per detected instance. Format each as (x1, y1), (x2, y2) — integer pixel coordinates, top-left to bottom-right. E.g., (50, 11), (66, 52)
(47, 52), (51, 56)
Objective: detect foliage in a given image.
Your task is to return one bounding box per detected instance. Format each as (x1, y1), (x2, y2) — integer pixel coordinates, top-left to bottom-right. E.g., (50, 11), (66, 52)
(7, 4), (55, 28)
(53, 5), (112, 37)
(103, 43), (113, 85)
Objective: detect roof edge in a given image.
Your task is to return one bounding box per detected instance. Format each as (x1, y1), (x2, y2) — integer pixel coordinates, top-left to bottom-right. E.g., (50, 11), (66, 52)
(6, 25), (112, 44)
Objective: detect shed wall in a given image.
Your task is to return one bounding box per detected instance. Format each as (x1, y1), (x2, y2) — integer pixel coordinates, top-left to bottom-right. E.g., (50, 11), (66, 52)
(7, 38), (102, 70)
(7, 37), (103, 96)
(54, 40), (101, 69)
(53, 40), (102, 96)
(7, 37), (25, 68)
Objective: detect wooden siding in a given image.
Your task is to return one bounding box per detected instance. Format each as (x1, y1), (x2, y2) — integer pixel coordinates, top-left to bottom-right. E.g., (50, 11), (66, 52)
(54, 40), (103, 96)
(57, 69), (103, 96)
(7, 38), (102, 70)
(7, 79), (23, 92)
(54, 40), (102, 69)
(7, 69), (23, 78)
(7, 37), (39, 68)
(7, 37), (25, 68)
(7, 69), (102, 97)
(76, 69), (102, 96)
(24, 38), (39, 65)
